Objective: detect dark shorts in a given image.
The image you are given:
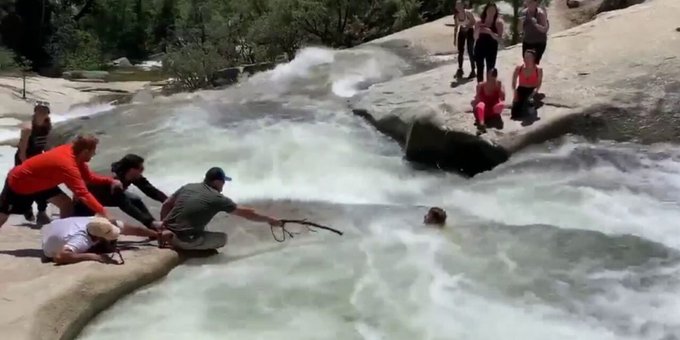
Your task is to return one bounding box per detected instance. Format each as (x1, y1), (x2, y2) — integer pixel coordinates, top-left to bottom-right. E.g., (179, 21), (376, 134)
(0, 180), (64, 214)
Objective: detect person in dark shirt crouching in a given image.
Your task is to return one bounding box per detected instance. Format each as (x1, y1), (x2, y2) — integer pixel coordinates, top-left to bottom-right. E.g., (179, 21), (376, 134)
(72, 154), (167, 230)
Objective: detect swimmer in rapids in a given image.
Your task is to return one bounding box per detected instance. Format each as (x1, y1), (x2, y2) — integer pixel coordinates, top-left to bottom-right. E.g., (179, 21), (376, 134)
(159, 167), (282, 250)
(424, 207), (447, 227)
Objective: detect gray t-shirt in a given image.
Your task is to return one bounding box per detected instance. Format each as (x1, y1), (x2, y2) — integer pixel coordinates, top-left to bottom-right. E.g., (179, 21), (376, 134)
(164, 183), (238, 237)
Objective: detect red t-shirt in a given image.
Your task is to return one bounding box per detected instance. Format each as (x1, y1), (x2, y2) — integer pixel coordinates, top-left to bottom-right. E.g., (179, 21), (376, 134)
(8, 144), (112, 214)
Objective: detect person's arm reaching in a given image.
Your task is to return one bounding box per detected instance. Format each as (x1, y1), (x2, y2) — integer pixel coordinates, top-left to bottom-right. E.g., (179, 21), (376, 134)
(232, 206), (281, 226)
(62, 165), (109, 217)
(77, 161), (114, 186)
(499, 81), (506, 102)
(134, 176), (169, 203)
(160, 186), (183, 221)
(17, 124), (30, 162)
(119, 221), (171, 240)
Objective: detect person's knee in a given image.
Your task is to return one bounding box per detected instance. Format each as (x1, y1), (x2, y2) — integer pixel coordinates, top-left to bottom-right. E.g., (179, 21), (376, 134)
(493, 102), (505, 114)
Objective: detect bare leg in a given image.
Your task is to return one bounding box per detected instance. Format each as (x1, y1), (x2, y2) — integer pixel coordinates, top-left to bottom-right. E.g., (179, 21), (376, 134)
(48, 194), (73, 218)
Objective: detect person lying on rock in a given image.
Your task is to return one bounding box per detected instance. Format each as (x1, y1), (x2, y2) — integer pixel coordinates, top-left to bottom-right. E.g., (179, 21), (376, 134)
(15, 101), (53, 225)
(471, 68), (506, 135)
(424, 207), (447, 227)
(159, 167), (282, 251)
(0, 135), (122, 230)
(42, 216), (173, 265)
(72, 154), (168, 231)
(511, 49), (543, 121)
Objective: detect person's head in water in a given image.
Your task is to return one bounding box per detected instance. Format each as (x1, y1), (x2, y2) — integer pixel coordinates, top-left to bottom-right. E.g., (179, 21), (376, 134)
(72, 134), (99, 163)
(32, 101), (51, 132)
(486, 68), (498, 83)
(424, 207), (447, 227)
(111, 154), (145, 181)
(523, 49), (537, 67)
(204, 167), (232, 193)
(481, 2), (499, 23)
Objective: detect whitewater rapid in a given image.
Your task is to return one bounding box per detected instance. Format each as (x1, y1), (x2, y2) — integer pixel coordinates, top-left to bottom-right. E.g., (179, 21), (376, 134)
(75, 47), (680, 340)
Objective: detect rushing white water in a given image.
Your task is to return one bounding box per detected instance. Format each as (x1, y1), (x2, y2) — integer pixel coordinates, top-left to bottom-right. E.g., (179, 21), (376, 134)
(77, 47), (680, 340)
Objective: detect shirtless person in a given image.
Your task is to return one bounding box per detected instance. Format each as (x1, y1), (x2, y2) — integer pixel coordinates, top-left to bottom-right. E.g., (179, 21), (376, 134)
(0, 135), (121, 229)
(160, 167), (282, 250)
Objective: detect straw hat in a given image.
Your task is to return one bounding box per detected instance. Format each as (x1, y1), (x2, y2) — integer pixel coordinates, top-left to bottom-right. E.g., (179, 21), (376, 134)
(86, 217), (121, 241)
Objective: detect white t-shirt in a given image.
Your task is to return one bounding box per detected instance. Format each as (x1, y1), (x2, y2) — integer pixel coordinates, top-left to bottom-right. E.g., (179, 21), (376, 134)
(42, 217), (98, 258)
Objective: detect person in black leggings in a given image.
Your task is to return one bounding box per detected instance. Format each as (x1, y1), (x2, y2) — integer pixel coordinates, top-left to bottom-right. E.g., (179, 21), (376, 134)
(453, 1), (476, 79)
(15, 102), (52, 225)
(474, 2), (504, 83)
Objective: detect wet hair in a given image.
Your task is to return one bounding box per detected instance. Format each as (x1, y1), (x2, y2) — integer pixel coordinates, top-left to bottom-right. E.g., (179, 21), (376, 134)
(111, 154), (145, 174)
(480, 2), (499, 25)
(72, 134), (99, 155)
(427, 207), (447, 225)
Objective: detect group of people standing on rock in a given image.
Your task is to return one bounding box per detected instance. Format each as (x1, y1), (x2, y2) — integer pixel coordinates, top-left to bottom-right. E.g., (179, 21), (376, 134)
(453, 0), (548, 134)
(0, 102), (282, 265)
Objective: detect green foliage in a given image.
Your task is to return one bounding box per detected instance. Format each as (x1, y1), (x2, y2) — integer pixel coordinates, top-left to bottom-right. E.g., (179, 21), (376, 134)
(0, 45), (19, 71)
(48, 15), (104, 71)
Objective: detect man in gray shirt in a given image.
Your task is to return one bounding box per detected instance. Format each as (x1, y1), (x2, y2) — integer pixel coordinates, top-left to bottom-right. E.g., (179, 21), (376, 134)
(160, 167), (282, 250)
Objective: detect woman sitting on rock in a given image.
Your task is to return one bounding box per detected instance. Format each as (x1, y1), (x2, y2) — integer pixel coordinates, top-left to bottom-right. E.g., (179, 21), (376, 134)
(511, 49), (543, 121)
(471, 68), (505, 135)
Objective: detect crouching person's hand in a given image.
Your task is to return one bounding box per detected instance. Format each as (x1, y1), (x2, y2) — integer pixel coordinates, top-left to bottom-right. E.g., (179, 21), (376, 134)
(157, 229), (175, 248)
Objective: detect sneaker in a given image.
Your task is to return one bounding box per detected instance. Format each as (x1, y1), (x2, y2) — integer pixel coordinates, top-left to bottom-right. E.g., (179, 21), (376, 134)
(455, 69), (464, 79)
(36, 211), (51, 226)
(468, 70), (476, 79)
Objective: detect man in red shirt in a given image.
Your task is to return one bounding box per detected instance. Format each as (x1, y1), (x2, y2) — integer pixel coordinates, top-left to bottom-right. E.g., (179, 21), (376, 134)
(0, 135), (122, 229)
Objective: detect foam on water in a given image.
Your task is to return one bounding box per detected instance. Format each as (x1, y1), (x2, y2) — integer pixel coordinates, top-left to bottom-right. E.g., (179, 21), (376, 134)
(77, 47), (680, 339)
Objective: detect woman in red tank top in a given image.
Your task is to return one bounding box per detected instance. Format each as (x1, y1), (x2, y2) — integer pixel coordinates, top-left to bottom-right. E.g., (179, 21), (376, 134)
(471, 68), (505, 135)
(511, 49), (543, 120)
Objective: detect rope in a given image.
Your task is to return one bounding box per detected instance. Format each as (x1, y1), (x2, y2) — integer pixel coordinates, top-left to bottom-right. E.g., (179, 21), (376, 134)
(271, 219), (343, 243)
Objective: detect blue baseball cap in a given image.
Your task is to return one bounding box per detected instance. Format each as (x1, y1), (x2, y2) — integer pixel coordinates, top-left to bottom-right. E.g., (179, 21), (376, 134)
(204, 167), (232, 183)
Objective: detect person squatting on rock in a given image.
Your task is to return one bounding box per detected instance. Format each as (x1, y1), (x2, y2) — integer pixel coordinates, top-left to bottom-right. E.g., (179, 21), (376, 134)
(0, 135), (122, 230)
(160, 167), (282, 251)
(72, 154), (168, 231)
(42, 216), (173, 265)
(15, 101), (52, 225)
(521, 0), (549, 64)
(471, 68), (506, 135)
(453, 0), (477, 79)
(473, 2), (504, 83)
(511, 49), (543, 120)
